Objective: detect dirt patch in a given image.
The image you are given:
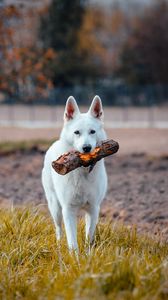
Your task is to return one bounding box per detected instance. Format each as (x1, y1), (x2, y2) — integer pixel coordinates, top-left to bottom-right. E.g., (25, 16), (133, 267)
(0, 128), (168, 156)
(0, 149), (168, 240)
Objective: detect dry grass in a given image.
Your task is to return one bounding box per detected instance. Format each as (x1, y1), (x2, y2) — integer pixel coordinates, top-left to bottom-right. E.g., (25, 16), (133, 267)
(0, 207), (168, 300)
(0, 139), (54, 155)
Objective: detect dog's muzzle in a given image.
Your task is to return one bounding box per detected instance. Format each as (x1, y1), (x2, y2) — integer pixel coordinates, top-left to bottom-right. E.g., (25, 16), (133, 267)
(82, 144), (92, 153)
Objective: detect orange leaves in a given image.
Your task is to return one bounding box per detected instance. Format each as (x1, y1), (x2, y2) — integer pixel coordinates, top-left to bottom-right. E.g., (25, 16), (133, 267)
(5, 27), (14, 38)
(78, 7), (106, 58)
(0, 81), (8, 90)
(44, 48), (56, 60)
(0, 3), (57, 99)
(4, 5), (20, 18)
(0, 44), (56, 96)
(37, 73), (47, 83)
(34, 62), (43, 71)
(13, 49), (21, 61)
(110, 10), (126, 34)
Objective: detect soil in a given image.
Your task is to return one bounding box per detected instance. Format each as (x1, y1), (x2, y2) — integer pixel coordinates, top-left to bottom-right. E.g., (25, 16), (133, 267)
(0, 148), (168, 240)
(0, 128), (168, 156)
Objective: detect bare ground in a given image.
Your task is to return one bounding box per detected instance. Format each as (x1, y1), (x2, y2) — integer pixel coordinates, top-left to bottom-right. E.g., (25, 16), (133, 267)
(0, 127), (168, 239)
(0, 132), (168, 240)
(0, 127), (168, 155)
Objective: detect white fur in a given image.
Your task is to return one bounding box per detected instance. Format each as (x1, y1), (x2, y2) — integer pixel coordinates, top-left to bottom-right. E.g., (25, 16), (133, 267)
(42, 96), (108, 251)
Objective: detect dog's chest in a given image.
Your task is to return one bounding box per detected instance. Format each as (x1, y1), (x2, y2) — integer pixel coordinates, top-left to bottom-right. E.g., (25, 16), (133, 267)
(64, 168), (96, 206)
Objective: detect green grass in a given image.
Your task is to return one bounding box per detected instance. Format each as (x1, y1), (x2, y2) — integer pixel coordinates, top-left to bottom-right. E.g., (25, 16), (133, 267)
(0, 208), (168, 300)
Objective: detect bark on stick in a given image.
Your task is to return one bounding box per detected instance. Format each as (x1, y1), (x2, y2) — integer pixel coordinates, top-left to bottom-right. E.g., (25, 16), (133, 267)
(52, 139), (119, 175)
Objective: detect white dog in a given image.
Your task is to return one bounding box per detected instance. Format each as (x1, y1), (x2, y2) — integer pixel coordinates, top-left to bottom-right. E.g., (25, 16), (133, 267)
(42, 95), (107, 251)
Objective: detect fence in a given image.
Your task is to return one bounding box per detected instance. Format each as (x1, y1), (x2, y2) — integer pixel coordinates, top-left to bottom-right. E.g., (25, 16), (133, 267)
(2, 84), (168, 106)
(0, 104), (168, 129)
(1, 84), (168, 128)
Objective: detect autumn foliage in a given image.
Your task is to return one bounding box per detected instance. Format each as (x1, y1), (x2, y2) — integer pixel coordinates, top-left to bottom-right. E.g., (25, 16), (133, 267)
(0, 1), (168, 102)
(117, 0), (168, 84)
(0, 6), (55, 100)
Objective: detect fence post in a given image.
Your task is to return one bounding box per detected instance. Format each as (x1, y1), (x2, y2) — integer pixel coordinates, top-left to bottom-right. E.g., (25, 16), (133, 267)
(29, 103), (35, 124)
(8, 98), (15, 125)
(147, 86), (155, 128)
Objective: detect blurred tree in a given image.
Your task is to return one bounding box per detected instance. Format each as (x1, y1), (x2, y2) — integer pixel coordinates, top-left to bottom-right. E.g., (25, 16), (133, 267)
(0, 5), (21, 97)
(40, 0), (103, 86)
(117, 0), (168, 84)
(104, 6), (133, 75)
(40, 0), (86, 51)
(77, 7), (107, 78)
(0, 4), (56, 101)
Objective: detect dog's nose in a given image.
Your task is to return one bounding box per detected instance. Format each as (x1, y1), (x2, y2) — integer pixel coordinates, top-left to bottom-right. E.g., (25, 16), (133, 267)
(82, 144), (92, 153)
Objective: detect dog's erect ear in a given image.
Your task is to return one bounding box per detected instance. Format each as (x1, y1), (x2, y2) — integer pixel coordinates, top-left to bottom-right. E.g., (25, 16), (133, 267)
(89, 95), (103, 119)
(64, 96), (80, 121)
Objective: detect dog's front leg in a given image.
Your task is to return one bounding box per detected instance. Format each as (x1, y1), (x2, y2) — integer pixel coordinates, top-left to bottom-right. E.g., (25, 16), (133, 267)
(85, 205), (100, 245)
(62, 206), (78, 252)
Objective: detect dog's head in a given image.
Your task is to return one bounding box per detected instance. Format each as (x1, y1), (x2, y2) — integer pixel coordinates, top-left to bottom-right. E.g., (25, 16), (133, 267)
(61, 96), (106, 153)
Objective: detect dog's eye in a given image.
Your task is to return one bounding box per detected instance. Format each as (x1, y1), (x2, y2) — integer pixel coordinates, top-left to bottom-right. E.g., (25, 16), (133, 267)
(90, 130), (96, 134)
(74, 130), (80, 135)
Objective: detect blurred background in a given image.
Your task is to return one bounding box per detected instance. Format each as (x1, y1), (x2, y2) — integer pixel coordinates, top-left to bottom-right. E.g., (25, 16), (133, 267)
(0, 0), (168, 129)
(0, 0), (168, 237)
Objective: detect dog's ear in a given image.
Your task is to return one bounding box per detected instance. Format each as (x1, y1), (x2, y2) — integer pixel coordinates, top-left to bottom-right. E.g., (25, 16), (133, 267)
(89, 95), (103, 119)
(64, 96), (80, 121)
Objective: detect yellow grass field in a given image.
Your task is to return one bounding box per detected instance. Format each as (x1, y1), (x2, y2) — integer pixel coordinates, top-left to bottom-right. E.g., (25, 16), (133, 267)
(0, 207), (168, 300)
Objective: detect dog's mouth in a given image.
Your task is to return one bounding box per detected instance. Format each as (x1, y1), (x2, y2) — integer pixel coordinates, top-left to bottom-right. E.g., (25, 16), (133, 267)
(82, 145), (92, 153)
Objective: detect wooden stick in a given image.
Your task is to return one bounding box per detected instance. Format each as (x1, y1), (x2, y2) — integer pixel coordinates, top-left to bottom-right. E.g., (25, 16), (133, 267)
(52, 139), (119, 175)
